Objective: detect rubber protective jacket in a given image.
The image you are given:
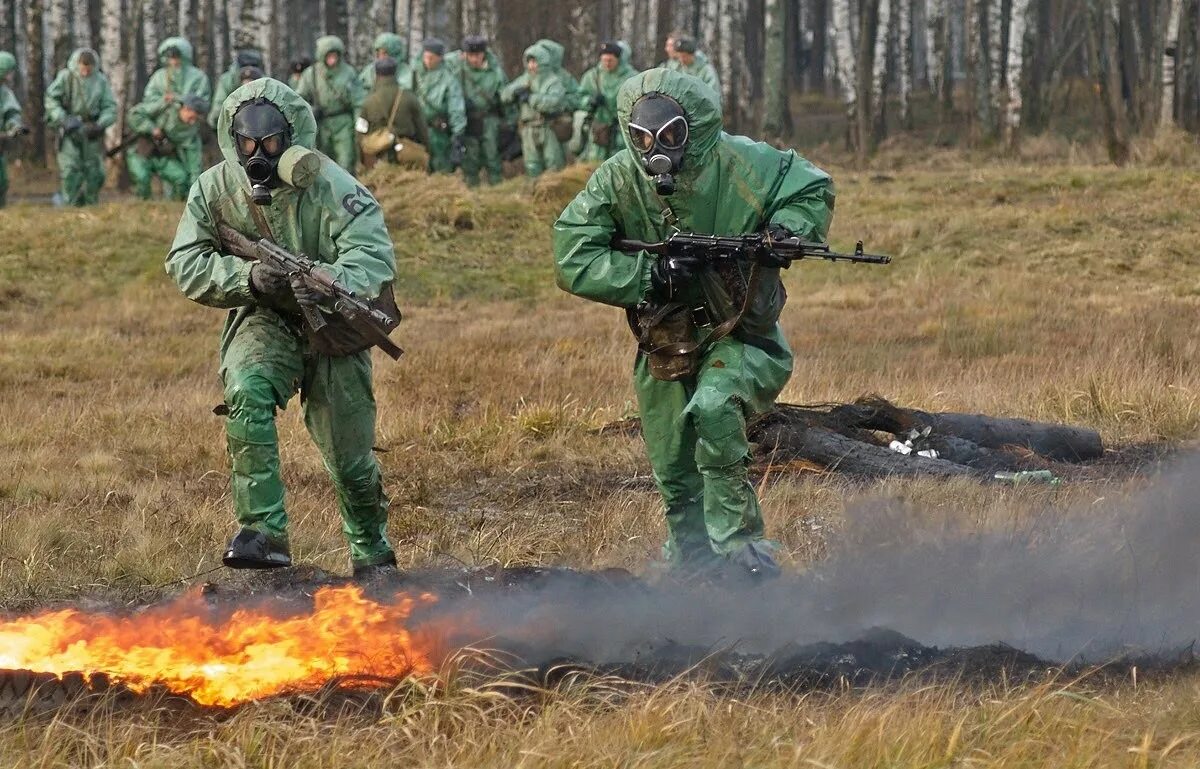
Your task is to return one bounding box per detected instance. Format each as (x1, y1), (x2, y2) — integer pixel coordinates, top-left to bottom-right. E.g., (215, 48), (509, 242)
(127, 98), (204, 200)
(358, 34), (415, 91)
(553, 69), (834, 565)
(0, 51), (22, 207)
(500, 43), (568, 177)
(165, 78), (398, 568)
(44, 47), (117, 206)
(296, 36), (365, 172)
(576, 42), (638, 161)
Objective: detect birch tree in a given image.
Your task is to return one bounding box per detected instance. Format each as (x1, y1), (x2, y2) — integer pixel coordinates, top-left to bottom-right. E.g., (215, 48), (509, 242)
(26, 0), (46, 160)
(1163, 0), (1182, 127)
(762, 0), (788, 138)
(830, 0), (859, 151)
(1001, 0), (1030, 146)
(1086, 0), (1130, 163)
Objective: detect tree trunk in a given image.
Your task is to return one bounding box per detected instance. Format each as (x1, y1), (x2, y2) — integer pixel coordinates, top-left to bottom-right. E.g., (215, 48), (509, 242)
(25, 0), (46, 163)
(763, 0), (790, 138)
(1163, 0), (1183, 127)
(830, 0), (859, 152)
(810, 0), (830, 92)
(1001, 0), (1030, 147)
(871, 0), (892, 143)
(855, 0), (881, 159)
(1087, 0), (1131, 164)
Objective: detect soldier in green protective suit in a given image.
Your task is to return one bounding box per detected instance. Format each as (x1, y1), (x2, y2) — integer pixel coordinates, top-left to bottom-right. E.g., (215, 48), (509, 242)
(209, 50), (264, 129)
(359, 33), (415, 91)
(0, 51), (29, 208)
(165, 79), (399, 578)
(500, 43), (568, 178)
(44, 48), (117, 206)
(665, 38), (721, 106)
(295, 36), (364, 173)
(553, 70), (834, 580)
(144, 38), (212, 112)
(448, 35), (506, 186)
(127, 94), (208, 200)
(536, 38), (580, 106)
(577, 40), (638, 162)
(414, 38), (466, 175)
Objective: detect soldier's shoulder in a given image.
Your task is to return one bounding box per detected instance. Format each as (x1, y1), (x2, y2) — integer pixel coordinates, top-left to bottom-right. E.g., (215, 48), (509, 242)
(307, 154), (382, 220)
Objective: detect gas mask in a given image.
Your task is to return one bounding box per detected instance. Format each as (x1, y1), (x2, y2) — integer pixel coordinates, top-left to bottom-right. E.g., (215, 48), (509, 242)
(628, 94), (689, 196)
(231, 98), (292, 205)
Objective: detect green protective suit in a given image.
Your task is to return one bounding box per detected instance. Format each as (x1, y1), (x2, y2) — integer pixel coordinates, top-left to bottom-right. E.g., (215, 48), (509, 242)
(358, 34), (415, 91)
(577, 44), (638, 162)
(500, 44), (568, 178)
(447, 49), (506, 186)
(44, 48), (117, 206)
(553, 69), (834, 567)
(414, 57), (467, 174)
(0, 51), (22, 208)
(126, 99), (203, 200)
(666, 51), (722, 106)
(164, 78), (398, 568)
(536, 39), (580, 106)
(144, 38), (212, 110)
(296, 36), (365, 173)
(209, 50), (265, 129)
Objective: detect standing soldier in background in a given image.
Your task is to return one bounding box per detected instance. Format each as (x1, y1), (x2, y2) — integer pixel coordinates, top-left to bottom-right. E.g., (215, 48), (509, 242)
(209, 50), (265, 129)
(289, 57), (313, 91)
(535, 38), (579, 151)
(143, 38), (211, 112)
(357, 57), (428, 172)
(501, 44), (568, 178)
(659, 32), (680, 66)
(296, 36), (364, 173)
(577, 41), (637, 162)
(359, 33), (414, 91)
(44, 48), (116, 206)
(0, 51), (29, 208)
(451, 35), (505, 187)
(554, 70), (834, 581)
(126, 94), (208, 200)
(414, 38), (466, 175)
(166, 79), (400, 578)
(666, 37), (721, 105)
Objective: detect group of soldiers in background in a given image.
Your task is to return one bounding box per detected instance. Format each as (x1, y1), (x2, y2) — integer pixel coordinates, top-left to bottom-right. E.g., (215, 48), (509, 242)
(0, 29), (720, 208)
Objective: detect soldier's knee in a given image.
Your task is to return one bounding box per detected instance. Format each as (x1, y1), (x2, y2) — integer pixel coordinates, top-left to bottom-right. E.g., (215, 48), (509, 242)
(223, 374), (277, 422)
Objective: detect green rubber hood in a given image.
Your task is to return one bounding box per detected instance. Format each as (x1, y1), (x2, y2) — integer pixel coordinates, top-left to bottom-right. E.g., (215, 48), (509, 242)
(316, 35), (346, 61)
(617, 68), (722, 171)
(0, 51), (16, 78)
(372, 33), (407, 61)
(67, 47), (103, 74)
(524, 43), (552, 69)
(535, 39), (565, 69)
(216, 78), (317, 181)
(157, 37), (194, 66)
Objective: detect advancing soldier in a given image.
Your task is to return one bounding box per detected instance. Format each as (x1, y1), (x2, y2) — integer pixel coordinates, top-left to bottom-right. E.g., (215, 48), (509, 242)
(165, 79), (399, 578)
(144, 38), (211, 112)
(0, 50), (29, 208)
(44, 48), (117, 206)
(500, 44), (568, 178)
(414, 38), (466, 175)
(577, 40), (637, 162)
(450, 35), (505, 186)
(553, 70), (834, 580)
(666, 37), (721, 105)
(659, 30), (683, 67)
(209, 49), (264, 129)
(288, 56), (313, 91)
(127, 94), (208, 200)
(357, 57), (428, 171)
(359, 33), (415, 91)
(296, 36), (364, 173)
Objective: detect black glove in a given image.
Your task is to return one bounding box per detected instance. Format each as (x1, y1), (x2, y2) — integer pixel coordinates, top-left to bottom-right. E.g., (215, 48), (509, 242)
(513, 86), (531, 104)
(649, 255), (702, 301)
(310, 106), (324, 121)
(449, 135), (465, 167)
(588, 93), (605, 112)
(755, 223), (794, 269)
(249, 262), (290, 297)
(290, 272), (326, 309)
(62, 116), (84, 134)
(83, 122), (106, 140)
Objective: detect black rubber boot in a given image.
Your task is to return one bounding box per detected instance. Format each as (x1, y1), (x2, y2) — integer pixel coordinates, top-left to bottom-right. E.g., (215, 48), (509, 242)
(222, 528), (292, 569)
(726, 541), (782, 583)
(352, 553), (399, 581)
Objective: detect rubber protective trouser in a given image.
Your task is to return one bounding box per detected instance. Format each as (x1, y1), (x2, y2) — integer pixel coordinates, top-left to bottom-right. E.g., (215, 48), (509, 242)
(57, 135), (105, 205)
(315, 113), (358, 173)
(633, 335), (792, 565)
(219, 310), (394, 567)
(427, 127), (454, 174)
(127, 152), (192, 200)
(462, 115), (502, 186)
(518, 122), (564, 178)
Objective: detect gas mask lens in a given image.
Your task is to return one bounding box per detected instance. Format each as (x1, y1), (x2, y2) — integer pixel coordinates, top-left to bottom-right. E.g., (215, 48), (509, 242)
(627, 115), (689, 154)
(235, 132), (287, 158)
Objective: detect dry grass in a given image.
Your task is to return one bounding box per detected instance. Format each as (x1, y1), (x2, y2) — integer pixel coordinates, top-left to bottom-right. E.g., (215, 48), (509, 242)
(3, 154), (1200, 766)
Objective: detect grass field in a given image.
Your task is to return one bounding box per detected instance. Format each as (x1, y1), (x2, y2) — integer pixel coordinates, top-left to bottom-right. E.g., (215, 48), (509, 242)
(4, 143), (1200, 766)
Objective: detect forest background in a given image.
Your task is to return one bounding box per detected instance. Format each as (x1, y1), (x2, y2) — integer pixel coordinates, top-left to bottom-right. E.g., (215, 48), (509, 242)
(1, 0), (1195, 169)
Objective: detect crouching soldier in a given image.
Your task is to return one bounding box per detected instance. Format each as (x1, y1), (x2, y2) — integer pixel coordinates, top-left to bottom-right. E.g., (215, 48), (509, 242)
(165, 79), (400, 579)
(127, 94), (208, 200)
(553, 70), (835, 580)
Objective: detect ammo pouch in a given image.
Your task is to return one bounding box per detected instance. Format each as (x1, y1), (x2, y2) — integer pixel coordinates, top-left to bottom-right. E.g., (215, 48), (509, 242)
(628, 302), (699, 382)
(590, 121), (613, 147)
(551, 113), (574, 143)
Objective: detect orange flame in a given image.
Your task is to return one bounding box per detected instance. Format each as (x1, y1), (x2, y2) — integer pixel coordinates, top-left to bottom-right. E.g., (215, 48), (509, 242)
(0, 585), (436, 707)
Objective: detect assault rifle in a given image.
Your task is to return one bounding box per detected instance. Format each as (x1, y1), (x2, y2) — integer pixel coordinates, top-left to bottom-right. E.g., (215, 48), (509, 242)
(217, 224), (404, 361)
(613, 232), (892, 267)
